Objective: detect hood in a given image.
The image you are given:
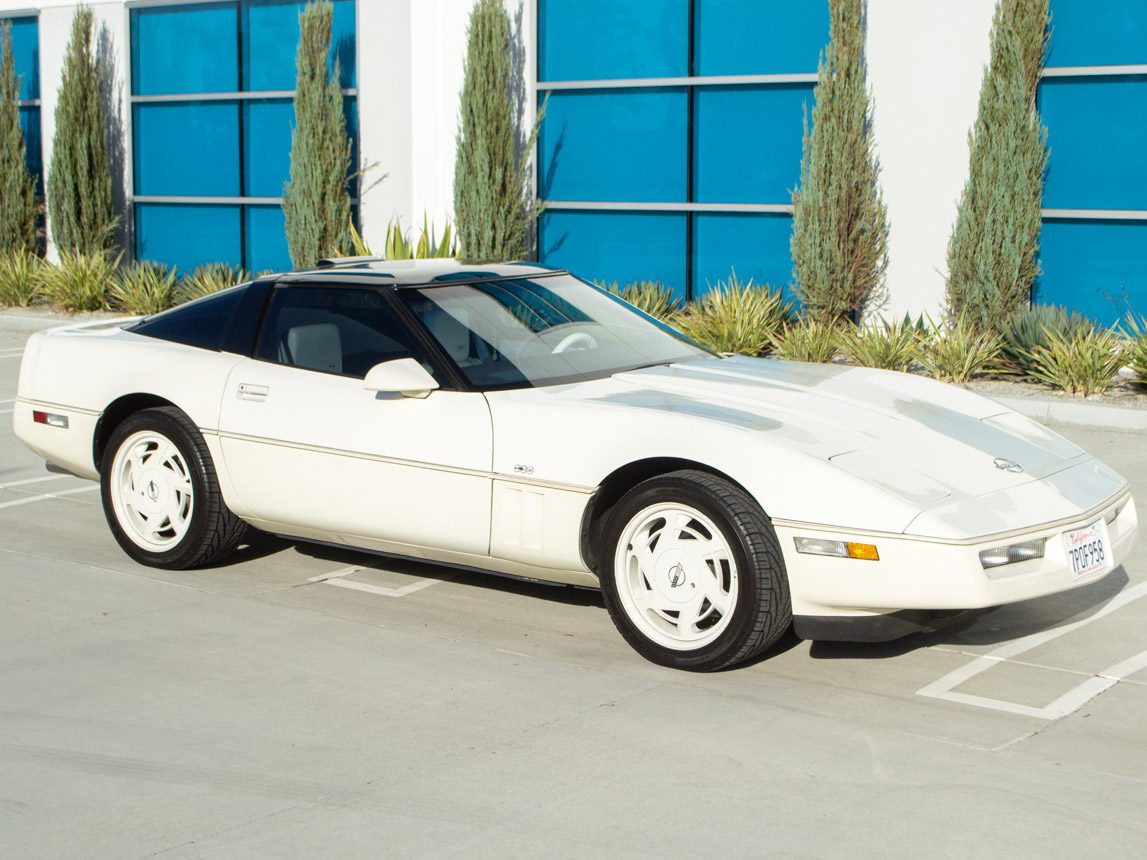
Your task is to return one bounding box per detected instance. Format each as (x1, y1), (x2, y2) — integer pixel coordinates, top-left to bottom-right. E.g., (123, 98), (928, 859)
(602, 356), (1087, 504)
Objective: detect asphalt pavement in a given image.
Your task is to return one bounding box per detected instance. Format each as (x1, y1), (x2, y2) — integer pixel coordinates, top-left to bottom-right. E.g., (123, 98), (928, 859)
(2, 326), (1146, 858)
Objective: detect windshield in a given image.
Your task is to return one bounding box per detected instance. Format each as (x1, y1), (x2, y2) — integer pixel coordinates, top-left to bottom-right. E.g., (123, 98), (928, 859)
(398, 274), (710, 389)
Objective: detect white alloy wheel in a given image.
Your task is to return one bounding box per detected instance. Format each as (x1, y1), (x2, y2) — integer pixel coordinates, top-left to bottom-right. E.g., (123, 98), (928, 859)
(614, 502), (739, 650)
(109, 429), (195, 552)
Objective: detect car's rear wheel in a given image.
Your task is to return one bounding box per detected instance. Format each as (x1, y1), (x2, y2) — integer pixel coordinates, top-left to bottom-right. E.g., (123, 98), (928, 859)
(599, 470), (791, 671)
(100, 407), (246, 569)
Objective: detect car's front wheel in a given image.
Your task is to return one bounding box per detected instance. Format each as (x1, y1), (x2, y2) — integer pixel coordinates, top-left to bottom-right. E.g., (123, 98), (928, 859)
(600, 470), (791, 671)
(100, 407), (247, 569)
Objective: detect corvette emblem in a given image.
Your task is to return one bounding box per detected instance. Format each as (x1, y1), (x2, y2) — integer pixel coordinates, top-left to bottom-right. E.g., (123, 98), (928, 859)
(667, 563), (687, 588)
(993, 457), (1023, 473)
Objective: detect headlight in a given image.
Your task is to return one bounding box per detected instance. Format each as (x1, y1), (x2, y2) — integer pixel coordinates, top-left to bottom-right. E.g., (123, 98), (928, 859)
(978, 539), (1045, 569)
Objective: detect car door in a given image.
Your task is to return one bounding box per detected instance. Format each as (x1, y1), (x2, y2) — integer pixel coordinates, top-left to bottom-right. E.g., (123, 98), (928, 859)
(217, 283), (493, 556)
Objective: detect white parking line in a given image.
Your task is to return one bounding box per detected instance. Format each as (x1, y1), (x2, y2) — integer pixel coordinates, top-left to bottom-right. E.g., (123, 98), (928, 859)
(0, 475), (68, 489)
(307, 565), (453, 598)
(918, 580), (1147, 719)
(0, 485), (100, 510)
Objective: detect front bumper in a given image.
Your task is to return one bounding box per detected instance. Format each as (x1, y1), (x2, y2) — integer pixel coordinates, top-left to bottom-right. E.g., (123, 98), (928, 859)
(776, 491), (1137, 631)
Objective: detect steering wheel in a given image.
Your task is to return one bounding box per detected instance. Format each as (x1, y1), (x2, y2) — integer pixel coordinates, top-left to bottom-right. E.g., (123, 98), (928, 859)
(551, 331), (598, 354)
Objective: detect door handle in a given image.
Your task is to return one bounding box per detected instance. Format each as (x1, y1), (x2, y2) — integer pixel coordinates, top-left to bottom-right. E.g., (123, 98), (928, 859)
(237, 383), (269, 402)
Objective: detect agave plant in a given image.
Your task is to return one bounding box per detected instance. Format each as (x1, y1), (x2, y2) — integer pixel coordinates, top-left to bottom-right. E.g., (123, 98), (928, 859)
(177, 263), (250, 303)
(840, 314), (922, 371)
(1000, 304), (1090, 378)
(1029, 324), (1126, 396)
(768, 318), (845, 364)
(385, 214), (456, 260)
(109, 261), (178, 315)
(0, 249), (44, 307)
(1122, 314), (1147, 388)
(600, 280), (681, 321)
(670, 272), (795, 356)
(915, 314), (1004, 383)
(39, 251), (121, 312)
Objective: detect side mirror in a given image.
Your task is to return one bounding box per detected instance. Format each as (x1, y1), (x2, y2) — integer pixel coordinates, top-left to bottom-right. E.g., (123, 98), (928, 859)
(363, 358), (440, 399)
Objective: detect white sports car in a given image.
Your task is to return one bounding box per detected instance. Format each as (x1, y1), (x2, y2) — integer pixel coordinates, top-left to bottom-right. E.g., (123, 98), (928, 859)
(12, 260), (1139, 670)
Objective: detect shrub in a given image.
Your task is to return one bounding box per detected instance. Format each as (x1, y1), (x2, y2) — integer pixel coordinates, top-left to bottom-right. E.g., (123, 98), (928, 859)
(769, 319), (845, 364)
(282, 0), (353, 267)
(47, 6), (117, 254)
(945, 0), (1050, 330)
(670, 273), (794, 356)
(999, 304), (1090, 378)
(385, 215), (456, 260)
(1029, 325), (1126, 396)
(39, 251), (119, 312)
(178, 263), (250, 303)
(841, 316), (921, 371)
(916, 314), (1004, 383)
(601, 280), (681, 321)
(0, 22), (38, 254)
(0, 249), (42, 306)
(453, 0), (540, 262)
(790, 0), (888, 324)
(109, 261), (176, 315)
(1122, 314), (1147, 388)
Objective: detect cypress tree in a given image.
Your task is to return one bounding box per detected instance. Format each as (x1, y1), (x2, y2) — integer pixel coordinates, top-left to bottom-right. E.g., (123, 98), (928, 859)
(47, 5), (117, 255)
(791, 0), (888, 325)
(945, 0), (1049, 330)
(283, 0), (352, 269)
(0, 22), (37, 254)
(454, 0), (537, 263)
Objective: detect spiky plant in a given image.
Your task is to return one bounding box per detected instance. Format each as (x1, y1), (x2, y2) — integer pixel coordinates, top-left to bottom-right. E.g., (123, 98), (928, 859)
(915, 314), (1004, 383)
(841, 316), (921, 371)
(384, 215), (456, 260)
(283, 0), (352, 268)
(47, 6), (117, 255)
(945, 0), (1050, 330)
(670, 272), (795, 356)
(39, 251), (119, 312)
(769, 318), (846, 364)
(1125, 315), (1147, 388)
(790, 0), (888, 324)
(453, 0), (540, 262)
(0, 249), (43, 306)
(1029, 325), (1126, 396)
(177, 263), (250, 303)
(999, 303), (1089, 377)
(601, 280), (682, 321)
(109, 261), (176, 315)
(0, 22), (37, 254)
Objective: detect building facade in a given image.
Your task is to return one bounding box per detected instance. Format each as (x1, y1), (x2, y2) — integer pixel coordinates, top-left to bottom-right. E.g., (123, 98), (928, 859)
(1, 0), (1143, 323)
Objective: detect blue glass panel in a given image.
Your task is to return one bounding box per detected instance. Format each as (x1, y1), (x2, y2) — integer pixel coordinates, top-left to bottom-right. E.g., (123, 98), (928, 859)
(539, 89), (687, 202)
(539, 211), (687, 301)
(244, 99), (293, 197)
(244, 0), (357, 91)
(1040, 76), (1147, 210)
(245, 205), (291, 272)
(539, 0), (687, 82)
(3, 16), (39, 100)
(695, 85), (812, 204)
(19, 106), (41, 183)
(1047, 0), (1147, 67)
(1036, 220), (1147, 325)
(131, 3), (238, 95)
(134, 102), (240, 196)
(693, 213), (796, 300)
(344, 96), (359, 195)
(135, 204), (242, 271)
(695, 0), (828, 76)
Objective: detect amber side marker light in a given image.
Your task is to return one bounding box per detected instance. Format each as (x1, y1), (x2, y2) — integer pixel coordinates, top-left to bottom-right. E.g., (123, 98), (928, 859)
(32, 410), (69, 429)
(794, 537), (879, 561)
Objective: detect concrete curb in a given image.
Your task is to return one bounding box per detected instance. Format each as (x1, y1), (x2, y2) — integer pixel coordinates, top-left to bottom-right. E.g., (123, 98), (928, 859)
(0, 310), (121, 333)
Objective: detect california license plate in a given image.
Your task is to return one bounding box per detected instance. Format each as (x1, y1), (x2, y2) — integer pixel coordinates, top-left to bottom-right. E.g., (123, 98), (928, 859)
(1062, 521), (1110, 579)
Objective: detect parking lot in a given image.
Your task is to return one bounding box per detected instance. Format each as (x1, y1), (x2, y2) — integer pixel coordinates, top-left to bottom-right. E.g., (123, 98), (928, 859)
(2, 324), (1146, 858)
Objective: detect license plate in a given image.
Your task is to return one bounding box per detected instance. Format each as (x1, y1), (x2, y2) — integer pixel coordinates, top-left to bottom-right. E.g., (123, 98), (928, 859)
(1062, 521), (1111, 579)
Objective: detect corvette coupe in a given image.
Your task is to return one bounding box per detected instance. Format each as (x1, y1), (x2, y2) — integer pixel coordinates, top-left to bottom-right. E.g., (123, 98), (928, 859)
(12, 260), (1139, 670)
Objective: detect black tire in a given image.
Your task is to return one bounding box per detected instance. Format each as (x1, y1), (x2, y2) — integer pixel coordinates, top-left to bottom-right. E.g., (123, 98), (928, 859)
(598, 470), (791, 671)
(99, 406), (247, 570)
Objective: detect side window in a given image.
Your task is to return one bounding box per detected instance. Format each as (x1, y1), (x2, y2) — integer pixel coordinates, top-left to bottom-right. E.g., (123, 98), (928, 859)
(255, 286), (435, 380)
(130, 285), (244, 351)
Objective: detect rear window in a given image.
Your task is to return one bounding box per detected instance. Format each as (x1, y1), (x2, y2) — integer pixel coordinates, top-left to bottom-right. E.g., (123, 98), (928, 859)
(129, 286), (245, 351)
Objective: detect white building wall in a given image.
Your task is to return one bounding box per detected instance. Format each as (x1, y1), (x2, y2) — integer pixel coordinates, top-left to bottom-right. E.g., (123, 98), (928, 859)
(867, 0), (996, 320)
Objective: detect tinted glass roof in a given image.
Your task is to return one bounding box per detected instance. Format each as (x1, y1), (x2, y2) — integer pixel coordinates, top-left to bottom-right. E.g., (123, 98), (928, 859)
(281, 259), (565, 287)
